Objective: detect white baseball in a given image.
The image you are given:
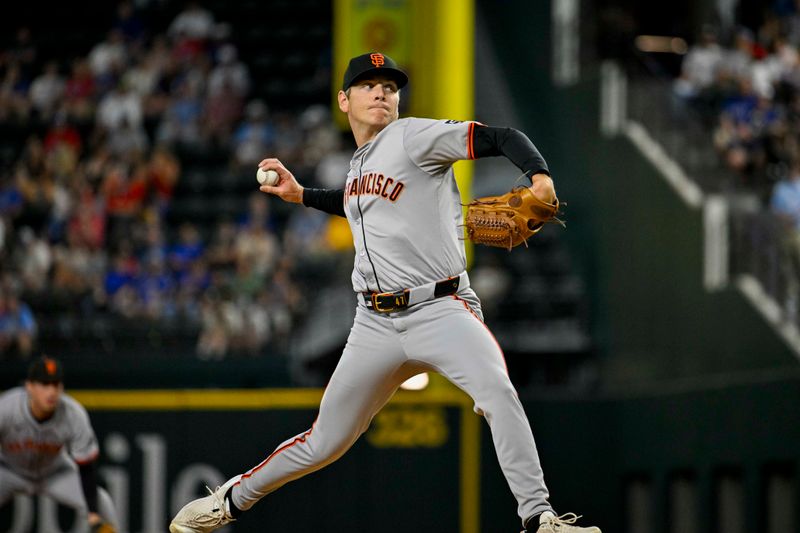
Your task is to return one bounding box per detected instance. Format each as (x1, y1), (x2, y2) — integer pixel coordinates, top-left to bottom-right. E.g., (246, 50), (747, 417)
(257, 168), (279, 186)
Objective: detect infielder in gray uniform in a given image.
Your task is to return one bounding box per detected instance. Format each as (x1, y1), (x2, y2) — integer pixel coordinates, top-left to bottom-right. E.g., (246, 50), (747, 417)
(0, 356), (119, 532)
(170, 52), (600, 533)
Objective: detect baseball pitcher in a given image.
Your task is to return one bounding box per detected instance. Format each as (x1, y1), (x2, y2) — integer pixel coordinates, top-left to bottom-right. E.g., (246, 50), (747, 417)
(170, 52), (600, 533)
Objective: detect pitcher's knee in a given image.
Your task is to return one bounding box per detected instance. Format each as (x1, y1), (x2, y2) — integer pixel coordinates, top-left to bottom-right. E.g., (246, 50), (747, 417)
(473, 381), (522, 418)
(310, 432), (358, 464)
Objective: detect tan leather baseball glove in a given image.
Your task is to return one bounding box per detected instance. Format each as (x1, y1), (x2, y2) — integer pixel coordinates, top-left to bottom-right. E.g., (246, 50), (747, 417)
(465, 186), (564, 250)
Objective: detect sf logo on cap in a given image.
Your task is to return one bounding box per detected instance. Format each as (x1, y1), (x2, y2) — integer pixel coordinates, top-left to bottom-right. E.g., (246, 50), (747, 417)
(45, 358), (57, 375)
(370, 53), (385, 67)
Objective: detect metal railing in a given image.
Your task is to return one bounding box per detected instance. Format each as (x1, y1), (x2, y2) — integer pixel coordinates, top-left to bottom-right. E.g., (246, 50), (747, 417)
(626, 72), (733, 195)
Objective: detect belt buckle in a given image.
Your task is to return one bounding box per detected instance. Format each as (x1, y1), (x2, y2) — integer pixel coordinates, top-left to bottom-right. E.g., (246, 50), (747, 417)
(371, 290), (409, 312)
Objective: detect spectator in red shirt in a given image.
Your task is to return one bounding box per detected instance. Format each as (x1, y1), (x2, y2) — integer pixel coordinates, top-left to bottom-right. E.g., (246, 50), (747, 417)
(100, 161), (148, 244)
(63, 58), (96, 124)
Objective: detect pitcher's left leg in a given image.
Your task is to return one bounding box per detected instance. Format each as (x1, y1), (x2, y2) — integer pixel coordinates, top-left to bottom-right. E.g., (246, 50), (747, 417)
(404, 295), (552, 522)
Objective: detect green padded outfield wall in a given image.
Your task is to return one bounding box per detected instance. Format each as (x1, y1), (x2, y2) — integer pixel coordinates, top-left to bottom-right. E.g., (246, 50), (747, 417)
(0, 389), (480, 533)
(484, 373), (800, 533)
(2, 380), (797, 533)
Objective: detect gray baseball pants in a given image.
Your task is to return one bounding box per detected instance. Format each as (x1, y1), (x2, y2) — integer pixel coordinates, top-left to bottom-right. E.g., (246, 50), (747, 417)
(0, 460), (120, 530)
(232, 290), (553, 523)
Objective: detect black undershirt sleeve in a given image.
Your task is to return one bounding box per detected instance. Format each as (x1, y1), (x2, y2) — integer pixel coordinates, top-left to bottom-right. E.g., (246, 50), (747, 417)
(302, 188), (346, 217)
(78, 460), (99, 513)
(472, 125), (550, 178)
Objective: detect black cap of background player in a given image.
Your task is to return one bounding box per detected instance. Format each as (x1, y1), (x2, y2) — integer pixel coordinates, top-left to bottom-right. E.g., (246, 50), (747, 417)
(27, 356), (63, 384)
(342, 52), (408, 91)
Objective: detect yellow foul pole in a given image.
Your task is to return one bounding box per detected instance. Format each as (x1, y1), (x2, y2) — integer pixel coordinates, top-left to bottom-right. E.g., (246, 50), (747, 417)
(410, 0), (475, 265)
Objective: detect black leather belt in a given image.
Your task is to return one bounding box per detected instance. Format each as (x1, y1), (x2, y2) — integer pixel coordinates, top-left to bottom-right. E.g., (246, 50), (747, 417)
(362, 275), (463, 313)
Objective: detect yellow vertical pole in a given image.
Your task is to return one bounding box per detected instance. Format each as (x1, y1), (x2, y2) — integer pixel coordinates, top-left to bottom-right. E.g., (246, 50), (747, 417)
(410, 0), (477, 374)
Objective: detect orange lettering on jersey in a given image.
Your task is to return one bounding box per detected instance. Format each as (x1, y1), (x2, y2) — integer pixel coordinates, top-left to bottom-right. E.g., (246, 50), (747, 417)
(388, 182), (405, 202)
(370, 53), (385, 67)
(5, 440), (63, 455)
(347, 173), (405, 203)
(381, 177), (393, 198)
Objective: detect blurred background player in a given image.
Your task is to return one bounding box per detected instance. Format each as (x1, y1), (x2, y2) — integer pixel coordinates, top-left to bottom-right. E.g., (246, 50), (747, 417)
(0, 356), (119, 532)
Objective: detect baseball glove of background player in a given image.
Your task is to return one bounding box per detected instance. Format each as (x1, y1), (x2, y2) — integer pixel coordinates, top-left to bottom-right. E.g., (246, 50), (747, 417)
(90, 520), (117, 533)
(465, 185), (564, 250)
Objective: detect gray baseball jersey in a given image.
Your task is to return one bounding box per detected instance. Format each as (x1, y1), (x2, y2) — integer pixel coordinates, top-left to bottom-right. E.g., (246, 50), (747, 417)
(228, 116), (554, 527)
(344, 117), (475, 293)
(344, 118), (482, 292)
(0, 387), (99, 478)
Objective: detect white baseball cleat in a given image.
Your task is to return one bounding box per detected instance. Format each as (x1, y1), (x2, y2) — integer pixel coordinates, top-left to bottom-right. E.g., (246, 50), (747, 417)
(524, 511), (601, 533)
(169, 475), (242, 533)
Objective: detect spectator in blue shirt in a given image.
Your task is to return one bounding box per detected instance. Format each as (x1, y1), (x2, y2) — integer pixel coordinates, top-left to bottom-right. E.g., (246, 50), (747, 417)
(0, 291), (37, 358)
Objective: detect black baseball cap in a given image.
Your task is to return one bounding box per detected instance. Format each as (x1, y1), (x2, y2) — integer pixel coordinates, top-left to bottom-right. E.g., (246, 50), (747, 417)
(342, 52), (408, 91)
(27, 356), (63, 384)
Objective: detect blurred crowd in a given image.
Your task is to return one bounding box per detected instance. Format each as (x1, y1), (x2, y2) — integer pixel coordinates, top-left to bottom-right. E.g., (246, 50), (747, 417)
(0, 1), (351, 360)
(672, 4), (800, 318)
(674, 16), (800, 199)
